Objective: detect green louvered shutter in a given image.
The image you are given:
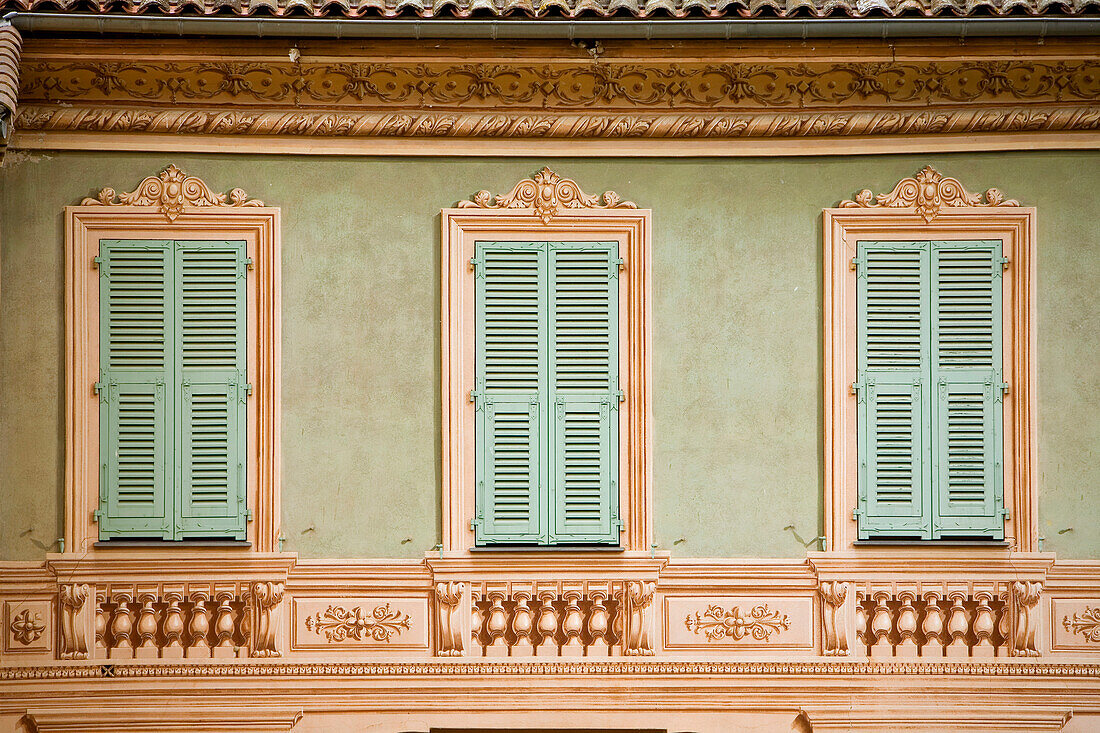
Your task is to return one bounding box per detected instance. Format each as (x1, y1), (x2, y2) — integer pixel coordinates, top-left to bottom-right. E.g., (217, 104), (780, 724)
(549, 242), (620, 544)
(856, 242), (932, 539)
(473, 242), (546, 543)
(175, 241), (249, 540)
(98, 240), (174, 539)
(930, 241), (1005, 539)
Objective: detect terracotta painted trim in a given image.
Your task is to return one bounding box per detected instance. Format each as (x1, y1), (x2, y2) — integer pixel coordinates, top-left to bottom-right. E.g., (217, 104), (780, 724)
(12, 130), (1100, 157)
(821, 169), (1037, 553)
(64, 195), (282, 554)
(440, 170), (652, 554)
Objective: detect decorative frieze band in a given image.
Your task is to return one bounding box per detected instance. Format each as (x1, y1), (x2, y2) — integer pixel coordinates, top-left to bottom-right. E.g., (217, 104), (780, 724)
(19, 61), (1100, 110)
(13, 57), (1100, 140)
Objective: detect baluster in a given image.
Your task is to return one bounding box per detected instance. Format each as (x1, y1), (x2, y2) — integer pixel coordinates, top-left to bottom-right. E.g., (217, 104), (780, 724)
(895, 591), (919, 657)
(561, 590), (584, 657)
(94, 590), (107, 659)
(134, 591), (160, 659)
(108, 592), (134, 659)
(972, 591), (996, 658)
(161, 591), (185, 658)
(855, 596), (869, 656)
(470, 592), (484, 657)
(212, 590), (237, 659)
(484, 590), (509, 657)
(186, 590), (212, 658)
(511, 591), (535, 657)
(869, 591), (894, 658)
(995, 591), (1011, 657)
(945, 591), (970, 658)
(535, 590), (559, 656)
(919, 591), (945, 658)
(587, 590), (610, 658)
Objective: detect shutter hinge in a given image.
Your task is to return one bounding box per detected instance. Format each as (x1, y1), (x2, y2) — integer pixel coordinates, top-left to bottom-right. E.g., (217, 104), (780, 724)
(616, 389), (625, 403)
(470, 512), (483, 531)
(245, 508), (254, 521)
(244, 257), (254, 271)
(850, 255), (863, 271)
(616, 257), (625, 271)
(93, 381), (104, 394)
(92, 509), (102, 523)
(92, 255), (104, 269)
(468, 256), (482, 275)
(1000, 256), (1010, 270)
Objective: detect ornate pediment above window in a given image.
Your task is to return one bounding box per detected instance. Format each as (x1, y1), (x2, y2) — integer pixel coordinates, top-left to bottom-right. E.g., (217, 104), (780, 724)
(81, 165), (264, 222)
(458, 167), (636, 224)
(840, 165), (1020, 223)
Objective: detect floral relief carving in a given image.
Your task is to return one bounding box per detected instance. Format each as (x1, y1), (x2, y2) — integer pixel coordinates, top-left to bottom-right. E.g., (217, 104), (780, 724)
(458, 167), (636, 223)
(9, 609), (46, 646)
(685, 604), (791, 642)
(304, 604), (412, 643)
(80, 164), (264, 222)
(840, 165), (1020, 222)
(1062, 607), (1100, 643)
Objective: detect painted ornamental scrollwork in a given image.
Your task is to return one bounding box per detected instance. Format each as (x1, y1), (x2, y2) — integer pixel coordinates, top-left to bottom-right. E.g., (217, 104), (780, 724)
(459, 167), (636, 224)
(1063, 606), (1100, 643)
(80, 164), (264, 222)
(685, 604), (790, 642)
(304, 604), (411, 643)
(840, 165), (1020, 222)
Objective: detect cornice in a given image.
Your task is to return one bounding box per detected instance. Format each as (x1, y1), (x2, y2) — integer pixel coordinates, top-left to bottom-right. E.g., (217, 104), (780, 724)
(13, 57), (1100, 141)
(3, 659), (1100, 680)
(0, 0), (1097, 18)
(807, 550), (1056, 581)
(44, 551), (298, 583)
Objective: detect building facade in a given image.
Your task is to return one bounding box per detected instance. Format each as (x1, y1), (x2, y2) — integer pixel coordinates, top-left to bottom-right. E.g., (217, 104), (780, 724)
(0, 4), (1099, 731)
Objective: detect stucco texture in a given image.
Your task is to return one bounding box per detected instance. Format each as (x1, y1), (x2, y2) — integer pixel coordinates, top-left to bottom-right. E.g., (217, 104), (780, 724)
(1, 151), (1097, 560)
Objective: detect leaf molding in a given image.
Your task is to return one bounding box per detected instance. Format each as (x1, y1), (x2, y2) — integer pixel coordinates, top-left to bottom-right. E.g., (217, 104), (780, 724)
(840, 165), (1020, 222)
(81, 164), (264, 222)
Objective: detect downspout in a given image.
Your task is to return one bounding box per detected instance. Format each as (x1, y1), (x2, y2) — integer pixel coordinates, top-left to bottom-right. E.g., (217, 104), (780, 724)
(5, 12), (1100, 40)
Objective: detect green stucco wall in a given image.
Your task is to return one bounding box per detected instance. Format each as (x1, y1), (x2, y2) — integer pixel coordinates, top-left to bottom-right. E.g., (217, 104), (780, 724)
(2, 151), (1097, 560)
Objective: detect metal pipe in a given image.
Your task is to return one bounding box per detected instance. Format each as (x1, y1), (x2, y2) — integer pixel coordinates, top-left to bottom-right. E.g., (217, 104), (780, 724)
(5, 11), (1099, 40)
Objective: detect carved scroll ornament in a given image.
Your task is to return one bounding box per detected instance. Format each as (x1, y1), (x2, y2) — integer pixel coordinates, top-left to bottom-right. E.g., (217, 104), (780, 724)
(840, 165), (1020, 222)
(304, 604), (411, 643)
(819, 581), (850, 656)
(624, 580), (656, 656)
(459, 167), (636, 224)
(1011, 581), (1042, 657)
(685, 604), (790, 642)
(435, 581), (465, 657)
(249, 581), (285, 658)
(81, 164), (264, 222)
(59, 583), (90, 660)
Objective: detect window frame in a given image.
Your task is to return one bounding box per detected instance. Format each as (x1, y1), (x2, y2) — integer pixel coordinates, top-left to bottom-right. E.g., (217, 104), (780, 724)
(65, 179), (281, 553)
(823, 172), (1036, 552)
(441, 171), (651, 554)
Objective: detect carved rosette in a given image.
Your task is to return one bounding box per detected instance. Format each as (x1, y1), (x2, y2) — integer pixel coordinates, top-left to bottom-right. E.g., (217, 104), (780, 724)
(840, 165), (1020, 222)
(81, 165), (264, 222)
(9, 609), (46, 646)
(459, 167), (636, 224)
(1063, 607), (1100, 642)
(304, 604), (411, 643)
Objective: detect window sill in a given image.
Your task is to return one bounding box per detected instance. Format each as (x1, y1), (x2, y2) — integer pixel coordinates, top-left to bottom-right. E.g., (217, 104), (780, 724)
(93, 540), (253, 549)
(469, 544), (625, 553)
(852, 539), (1010, 548)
